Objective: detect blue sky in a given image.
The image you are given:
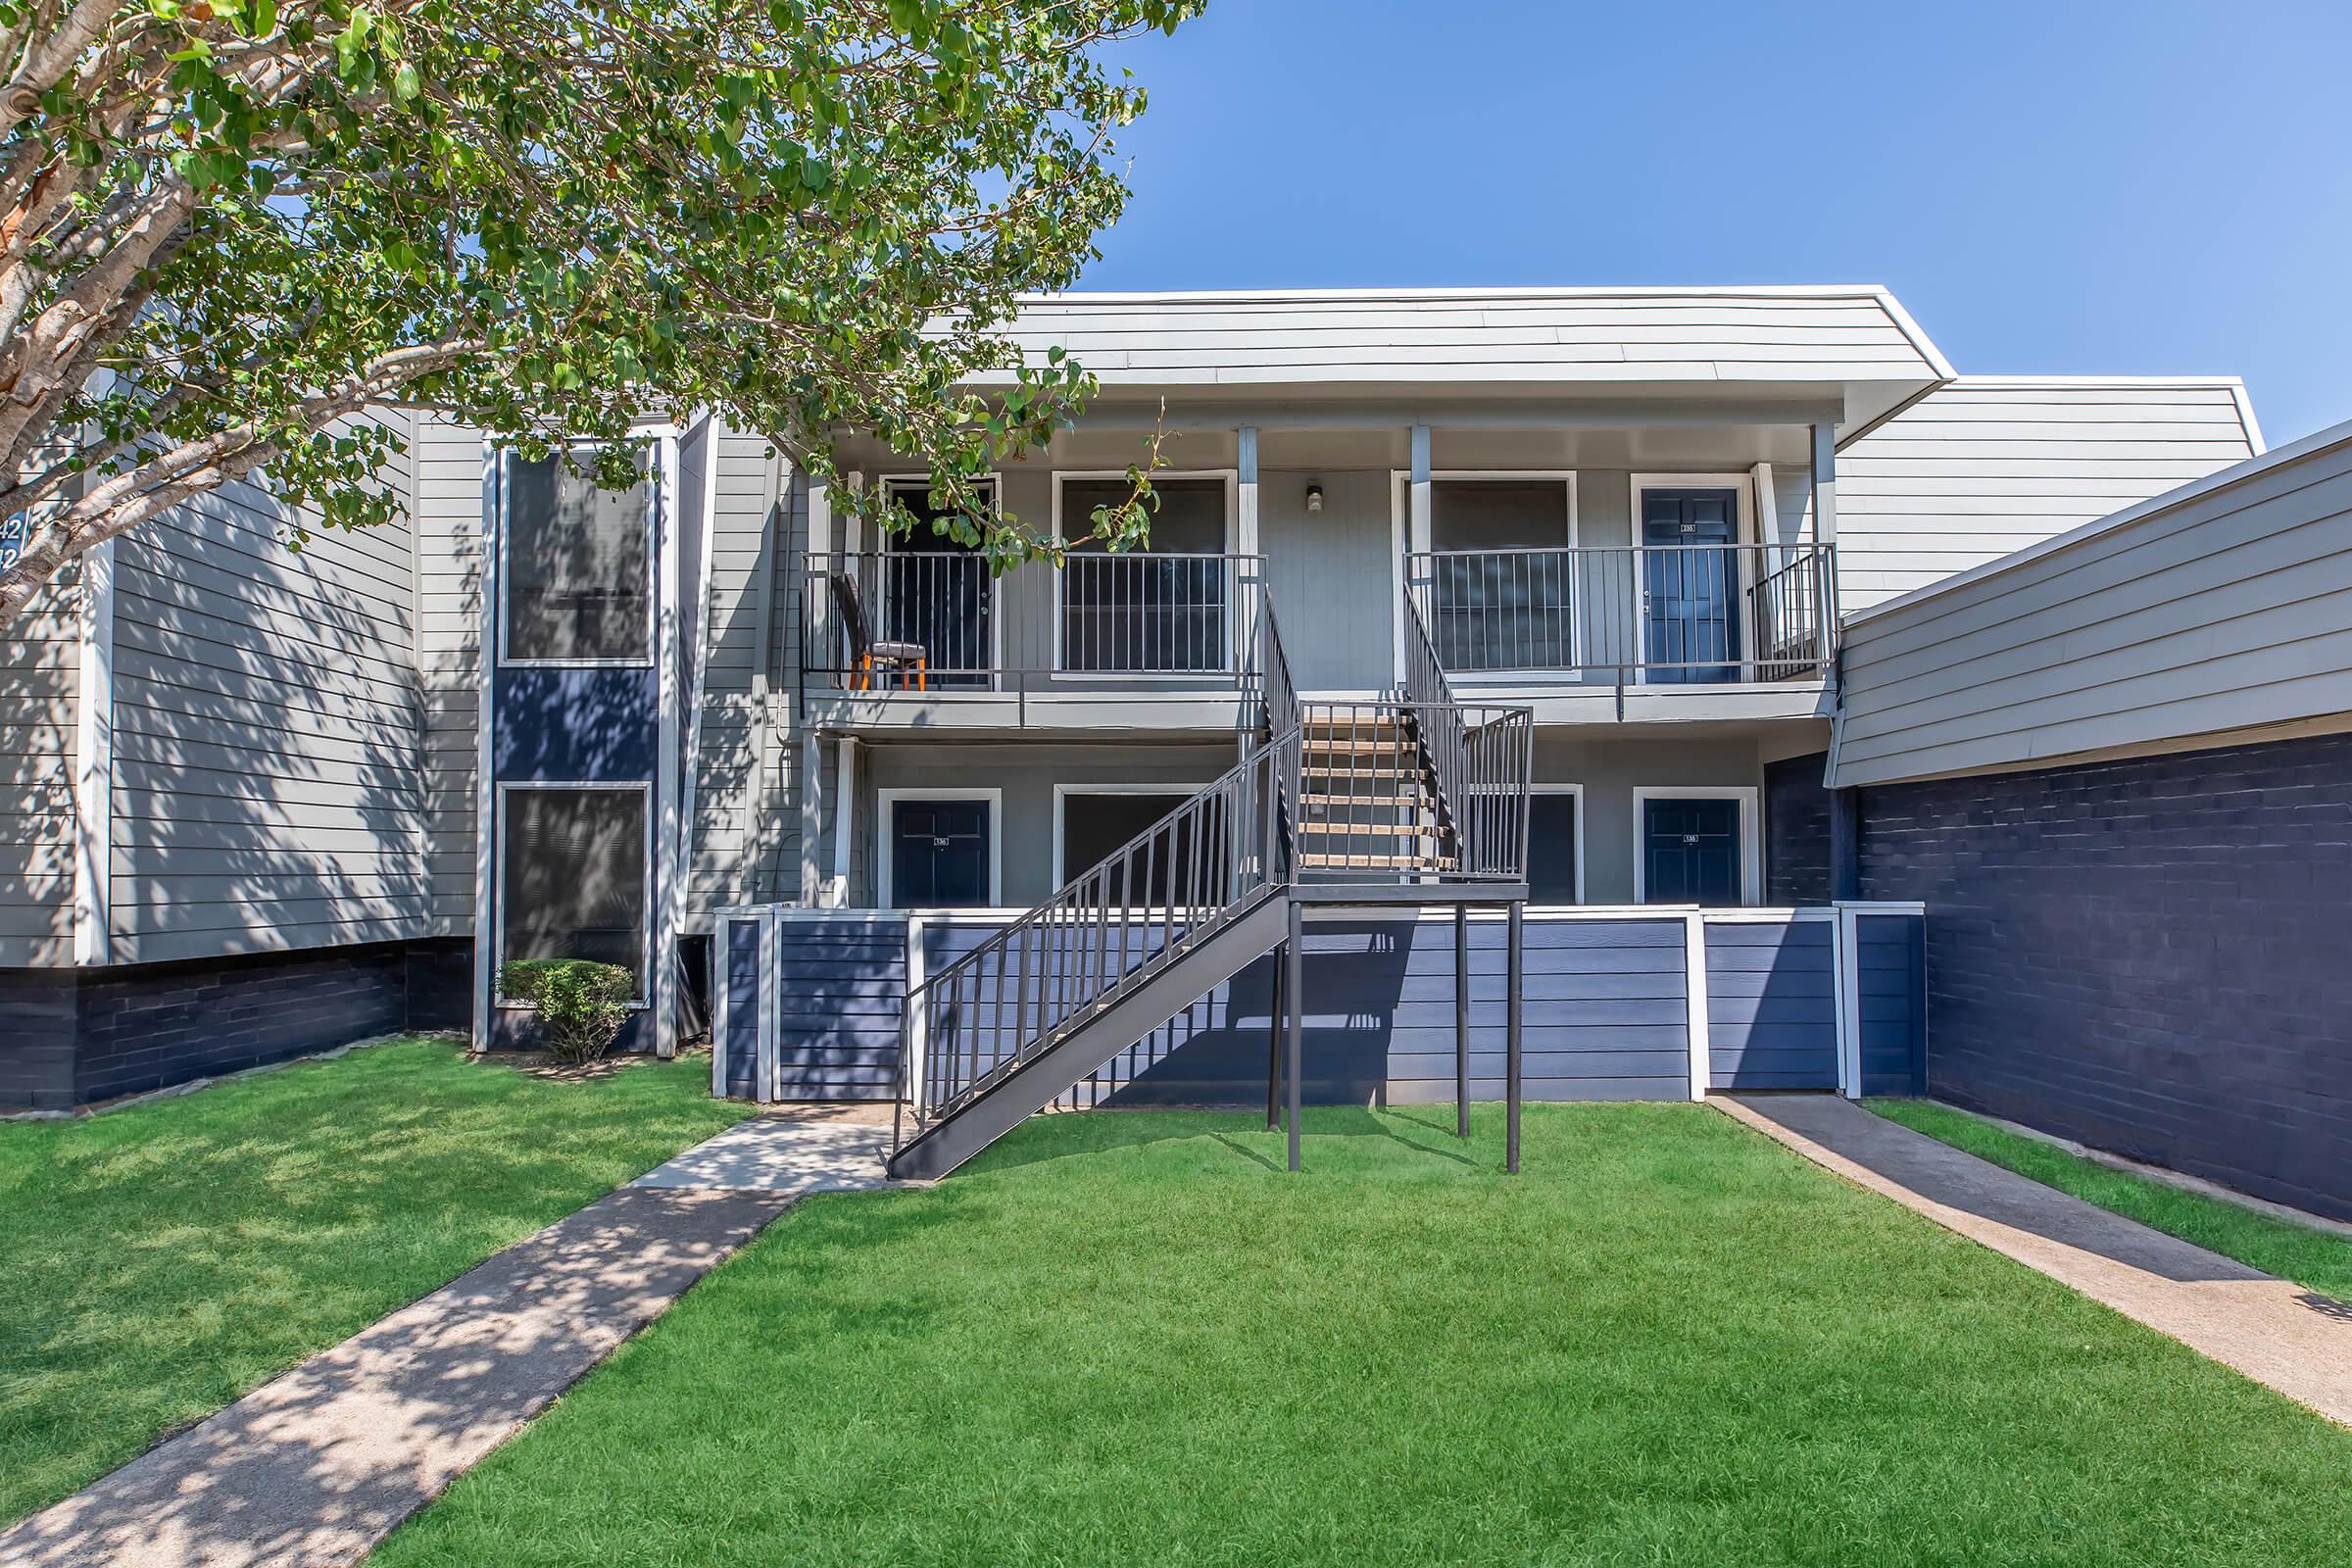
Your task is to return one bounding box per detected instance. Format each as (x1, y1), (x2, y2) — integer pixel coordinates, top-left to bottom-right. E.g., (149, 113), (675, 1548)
(1088, 1), (2352, 444)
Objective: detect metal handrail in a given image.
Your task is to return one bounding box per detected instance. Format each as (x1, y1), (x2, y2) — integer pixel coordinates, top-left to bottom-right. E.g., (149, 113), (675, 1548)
(804, 549), (1263, 687)
(897, 721), (1299, 1137)
(1403, 542), (1837, 681)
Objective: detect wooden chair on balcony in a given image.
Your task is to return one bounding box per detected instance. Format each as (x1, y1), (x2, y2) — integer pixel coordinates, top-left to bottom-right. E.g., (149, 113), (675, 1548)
(828, 572), (929, 691)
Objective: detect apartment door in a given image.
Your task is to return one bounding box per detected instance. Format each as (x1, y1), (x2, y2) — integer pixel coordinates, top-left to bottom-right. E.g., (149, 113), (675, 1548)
(1641, 488), (1740, 682)
(889, 798), (993, 907)
(1642, 797), (1742, 906)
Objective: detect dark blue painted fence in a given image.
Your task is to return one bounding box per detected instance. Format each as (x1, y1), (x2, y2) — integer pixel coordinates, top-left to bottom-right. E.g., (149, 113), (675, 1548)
(1704, 919), (1838, 1090)
(1856, 912), (1927, 1096)
(720, 918), (760, 1100)
(773, 915), (906, 1101)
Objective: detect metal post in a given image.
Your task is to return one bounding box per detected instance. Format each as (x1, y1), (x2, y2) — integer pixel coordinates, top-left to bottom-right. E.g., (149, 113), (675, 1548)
(1506, 901), (1524, 1175)
(1266, 939), (1286, 1132)
(1286, 897), (1304, 1172)
(1454, 903), (1470, 1138)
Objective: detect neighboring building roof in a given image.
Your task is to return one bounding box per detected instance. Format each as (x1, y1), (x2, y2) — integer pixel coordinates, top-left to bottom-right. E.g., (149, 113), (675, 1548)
(1833, 376), (2263, 612)
(971, 285), (1953, 434)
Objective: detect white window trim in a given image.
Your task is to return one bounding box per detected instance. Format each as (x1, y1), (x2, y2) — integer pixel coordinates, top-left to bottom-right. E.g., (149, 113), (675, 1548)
(1630, 785), (1762, 907)
(1049, 469), (1240, 681)
(1051, 781), (1209, 888)
(1392, 470), (1581, 679)
(862, 473), (1004, 691)
(493, 779), (657, 1010)
(495, 439), (665, 670)
(1528, 783), (1587, 906)
(876, 787), (1004, 910)
(1626, 472), (1757, 688)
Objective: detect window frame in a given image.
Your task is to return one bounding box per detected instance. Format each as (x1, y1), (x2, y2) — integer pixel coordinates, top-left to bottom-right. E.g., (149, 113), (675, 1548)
(1391, 470), (1581, 680)
(1629, 785), (1761, 907)
(492, 779), (656, 1009)
(1526, 783), (1587, 906)
(1050, 469), (1240, 679)
(1050, 781), (1211, 889)
(876, 786), (1004, 910)
(495, 442), (662, 670)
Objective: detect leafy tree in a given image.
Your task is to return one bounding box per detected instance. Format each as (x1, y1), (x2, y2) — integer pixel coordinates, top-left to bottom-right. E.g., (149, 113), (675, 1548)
(0, 0), (1200, 620)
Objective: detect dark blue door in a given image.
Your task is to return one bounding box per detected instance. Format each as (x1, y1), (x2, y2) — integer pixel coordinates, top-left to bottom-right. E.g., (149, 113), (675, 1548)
(1642, 797), (1741, 906)
(1642, 489), (1740, 682)
(891, 799), (992, 906)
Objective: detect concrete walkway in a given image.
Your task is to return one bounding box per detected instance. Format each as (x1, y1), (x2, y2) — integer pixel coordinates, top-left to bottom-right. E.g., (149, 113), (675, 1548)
(1718, 1094), (2352, 1427)
(0, 1110), (894, 1568)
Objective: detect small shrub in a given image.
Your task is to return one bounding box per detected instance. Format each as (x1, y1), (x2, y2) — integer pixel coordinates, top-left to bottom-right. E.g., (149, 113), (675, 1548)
(498, 959), (637, 1064)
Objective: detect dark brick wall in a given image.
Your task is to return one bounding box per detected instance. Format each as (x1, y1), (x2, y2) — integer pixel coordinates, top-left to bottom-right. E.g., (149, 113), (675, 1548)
(1859, 731), (2352, 1221)
(0, 970), (79, 1110)
(0, 939), (469, 1111)
(1765, 752), (1833, 906)
(74, 944), (412, 1103)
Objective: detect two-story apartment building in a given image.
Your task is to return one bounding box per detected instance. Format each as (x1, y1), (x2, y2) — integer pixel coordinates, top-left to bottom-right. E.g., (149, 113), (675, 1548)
(17, 283), (2329, 1200)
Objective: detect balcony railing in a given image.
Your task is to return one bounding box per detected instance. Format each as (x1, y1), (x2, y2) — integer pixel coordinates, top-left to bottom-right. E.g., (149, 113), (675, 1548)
(1405, 543), (1837, 684)
(801, 550), (1259, 692)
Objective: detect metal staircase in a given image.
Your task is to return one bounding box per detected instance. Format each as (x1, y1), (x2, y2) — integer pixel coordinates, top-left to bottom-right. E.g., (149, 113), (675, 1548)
(887, 589), (1534, 1180)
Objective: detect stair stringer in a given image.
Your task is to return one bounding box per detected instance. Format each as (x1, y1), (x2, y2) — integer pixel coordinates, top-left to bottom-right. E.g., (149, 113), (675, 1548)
(887, 888), (1296, 1181)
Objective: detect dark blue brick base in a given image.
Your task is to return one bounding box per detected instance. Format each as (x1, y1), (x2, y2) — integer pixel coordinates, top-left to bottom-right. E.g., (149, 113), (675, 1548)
(0, 938), (476, 1110)
(1765, 752), (1833, 906)
(1859, 730), (2352, 1222)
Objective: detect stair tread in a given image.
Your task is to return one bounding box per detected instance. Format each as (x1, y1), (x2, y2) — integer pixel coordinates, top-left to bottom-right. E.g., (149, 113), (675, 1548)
(1297, 819), (1428, 836)
(1302, 738), (1417, 754)
(1298, 792), (1425, 806)
(1298, 852), (1460, 869)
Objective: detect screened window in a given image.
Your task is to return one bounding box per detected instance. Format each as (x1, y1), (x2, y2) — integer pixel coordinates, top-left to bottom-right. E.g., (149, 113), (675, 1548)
(1528, 792), (1580, 904)
(504, 453), (653, 662)
(1427, 478), (1574, 672)
(499, 787), (649, 993)
(1060, 477), (1229, 672)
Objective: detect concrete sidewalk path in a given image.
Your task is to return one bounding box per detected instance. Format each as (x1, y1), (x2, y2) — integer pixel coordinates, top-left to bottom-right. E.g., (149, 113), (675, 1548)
(1718, 1094), (2352, 1427)
(0, 1111), (895, 1568)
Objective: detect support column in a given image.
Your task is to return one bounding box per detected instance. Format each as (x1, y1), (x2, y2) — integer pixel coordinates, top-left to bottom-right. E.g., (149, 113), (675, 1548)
(1285, 898), (1304, 1172)
(1266, 937), (1286, 1132)
(1505, 901), (1524, 1175)
(1454, 903), (1470, 1138)
(1399, 423), (1432, 685)
(832, 736), (858, 901)
(1237, 425), (1261, 671)
(1810, 422), (1838, 545)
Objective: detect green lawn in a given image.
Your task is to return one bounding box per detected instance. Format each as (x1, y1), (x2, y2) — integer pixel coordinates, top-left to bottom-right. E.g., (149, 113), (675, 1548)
(1868, 1097), (2352, 1303)
(0, 1039), (744, 1527)
(378, 1104), (2350, 1568)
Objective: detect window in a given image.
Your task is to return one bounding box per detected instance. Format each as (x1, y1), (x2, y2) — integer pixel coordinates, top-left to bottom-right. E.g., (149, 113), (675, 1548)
(1055, 789), (1207, 896)
(499, 786), (649, 994)
(503, 452), (654, 663)
(1527, 790), (1582, 904)
(878, 478), (994, 685)
(1059, 476), (1230, 672)
(1427, 477), (1575, 671)
(880, 791), (1000, 907)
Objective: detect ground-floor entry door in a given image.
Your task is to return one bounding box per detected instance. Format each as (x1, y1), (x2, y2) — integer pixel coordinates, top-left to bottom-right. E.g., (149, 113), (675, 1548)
(890, 798), (992, 907)
(1642, 797), (1741, 906)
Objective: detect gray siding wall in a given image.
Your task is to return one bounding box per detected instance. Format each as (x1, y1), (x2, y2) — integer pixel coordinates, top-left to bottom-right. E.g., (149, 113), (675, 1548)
(108, 415), (431, 962)
(689, 426), (789, 919)
(1858, 731), (2350, 1220)
(1835, 378), (2259, 614)
(1704, 919), (1837, 1090)
(410, 411), (487, 933)
(1833, 423), (2352, 789)
(0, 577), (79, 965)
(1262, 467), (1397, 689)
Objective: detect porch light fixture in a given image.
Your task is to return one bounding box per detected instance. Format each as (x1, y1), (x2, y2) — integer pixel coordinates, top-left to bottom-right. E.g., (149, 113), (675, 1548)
(1304, 483), (1324, 514)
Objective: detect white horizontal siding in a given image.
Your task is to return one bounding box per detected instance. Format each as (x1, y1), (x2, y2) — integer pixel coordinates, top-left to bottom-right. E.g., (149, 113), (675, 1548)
(686, 423), (785, 921)
(1832, 421), (2352, 787)
(107, 413), (433, 961)
(1836, 379), (2260, 612)
(966, 288), (1946, 389)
